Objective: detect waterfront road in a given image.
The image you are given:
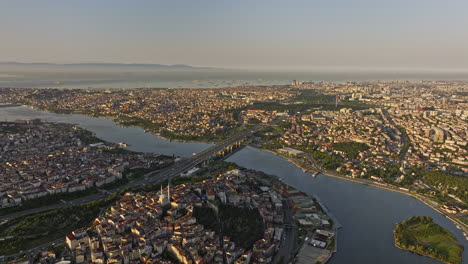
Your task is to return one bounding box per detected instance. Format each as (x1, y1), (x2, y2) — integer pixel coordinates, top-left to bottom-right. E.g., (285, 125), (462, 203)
(322, 170), (468, 234)
(0, 123), (268, 222)
(273, 149), (468, 234)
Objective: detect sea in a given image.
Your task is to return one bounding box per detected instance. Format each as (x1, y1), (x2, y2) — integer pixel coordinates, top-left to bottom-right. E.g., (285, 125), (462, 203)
(1, 68), (468, 89)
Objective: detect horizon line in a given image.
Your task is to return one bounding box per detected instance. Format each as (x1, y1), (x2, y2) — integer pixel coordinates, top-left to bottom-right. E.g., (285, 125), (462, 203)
(1, 61), (468, 73)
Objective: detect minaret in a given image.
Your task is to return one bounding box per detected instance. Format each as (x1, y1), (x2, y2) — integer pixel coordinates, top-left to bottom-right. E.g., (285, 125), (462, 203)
(167, 183), (170, 202)
(159, 184), (166, 205)
(159, 183), (170, 206)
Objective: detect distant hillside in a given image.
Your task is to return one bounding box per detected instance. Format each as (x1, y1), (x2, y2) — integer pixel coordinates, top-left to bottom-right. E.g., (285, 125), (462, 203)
(0, 62), (220, 71)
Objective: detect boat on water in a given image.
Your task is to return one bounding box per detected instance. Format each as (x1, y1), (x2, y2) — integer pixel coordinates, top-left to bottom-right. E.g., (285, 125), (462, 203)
(311, 171), (320, 178)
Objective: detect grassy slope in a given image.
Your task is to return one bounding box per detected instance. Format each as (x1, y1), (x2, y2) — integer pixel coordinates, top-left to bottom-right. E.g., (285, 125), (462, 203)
(393, 216), (463, 264)
(0, 193), (120, 255)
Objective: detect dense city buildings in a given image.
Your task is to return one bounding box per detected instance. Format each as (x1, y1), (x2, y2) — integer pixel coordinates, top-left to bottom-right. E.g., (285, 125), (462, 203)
(64, 169), (334, 264)
(258, 81), (468, 223)
(0, 80), (466, 263)
(1, 81), (466, 213)
(288, 80), (467, 175)
(0, 120), (168, 208)
(2, 1), (467, 263)
(0, 87), (296, 140)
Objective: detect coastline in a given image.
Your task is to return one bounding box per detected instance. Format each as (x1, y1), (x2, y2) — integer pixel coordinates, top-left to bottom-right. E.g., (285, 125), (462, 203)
(258, 147), (340, 263)
(5, 104), (467, 233)
(19, 104), (220, 144)
(393, 239), (458, 264)
(2, 105), (465, 263)
(256, 146), (468, 234)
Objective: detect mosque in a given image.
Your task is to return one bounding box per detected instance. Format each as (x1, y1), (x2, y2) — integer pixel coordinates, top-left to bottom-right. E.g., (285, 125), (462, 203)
(159, 184), (171, 206)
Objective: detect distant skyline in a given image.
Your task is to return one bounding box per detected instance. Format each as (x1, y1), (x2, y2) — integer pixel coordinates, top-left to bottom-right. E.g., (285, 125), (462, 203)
(1, 0), (468, 71)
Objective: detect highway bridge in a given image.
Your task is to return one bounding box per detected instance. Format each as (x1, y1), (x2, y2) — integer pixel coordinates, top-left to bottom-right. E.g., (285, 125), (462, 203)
(0, 119), (288, 259)
(134, 115), (289, 187)
(128, 123), (267, 187)
(0, 119), (280, 222)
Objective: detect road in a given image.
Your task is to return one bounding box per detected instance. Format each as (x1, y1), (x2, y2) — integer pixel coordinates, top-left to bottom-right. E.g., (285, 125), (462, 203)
(273, 141), (468, 234)
(286, 147), (468, 234)
(0, 193), (106, 221)
(273, 199), (297, 264)
(0, 123), (268, 222)
(0, 120), (284, 260)
(380, 108), (410, 160)
(1, 238), (63, 261)
(127, 123), (267, 186)
(321, 170), (468, 234)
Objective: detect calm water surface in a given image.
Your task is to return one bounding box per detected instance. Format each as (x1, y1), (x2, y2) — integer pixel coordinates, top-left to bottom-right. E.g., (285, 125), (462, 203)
(1, 107), (466, 263)
(227, 146), (467, 264)
(2, 70), (468, 89)
(0, 106), (212, 157)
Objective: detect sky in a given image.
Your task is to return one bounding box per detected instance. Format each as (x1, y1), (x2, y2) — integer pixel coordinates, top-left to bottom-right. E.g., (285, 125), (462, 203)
(1, 0), (468, 71)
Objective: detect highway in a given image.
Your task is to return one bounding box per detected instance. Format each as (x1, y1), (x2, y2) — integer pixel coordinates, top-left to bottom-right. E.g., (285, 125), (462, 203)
(0, 123), (267, 222)
(140, 123), (266, 185)
(0, 113), (296, 259)
(0, 121), (281, 260)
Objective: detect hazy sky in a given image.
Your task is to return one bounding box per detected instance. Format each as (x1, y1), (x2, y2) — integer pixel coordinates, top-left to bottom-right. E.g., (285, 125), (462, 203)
(1, 0), (467, 71)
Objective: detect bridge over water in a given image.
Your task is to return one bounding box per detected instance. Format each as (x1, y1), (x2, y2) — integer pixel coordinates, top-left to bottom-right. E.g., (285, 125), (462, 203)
(134, 123), (267, 186)
(0, 122), (272, 222)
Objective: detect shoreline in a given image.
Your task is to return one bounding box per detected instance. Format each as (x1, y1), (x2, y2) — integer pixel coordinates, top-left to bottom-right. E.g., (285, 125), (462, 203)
(323, 172), (468, 233)
(258, 147), (340, 263)
(4, 105), (467, 233)
(16, 105), (220, 144)
(256, 146), (468, 234)
(393, 240), (458, 264)
(0, 104), (21, 108)
(17, 104), (257, 145)
(2, 103), (465, 262)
